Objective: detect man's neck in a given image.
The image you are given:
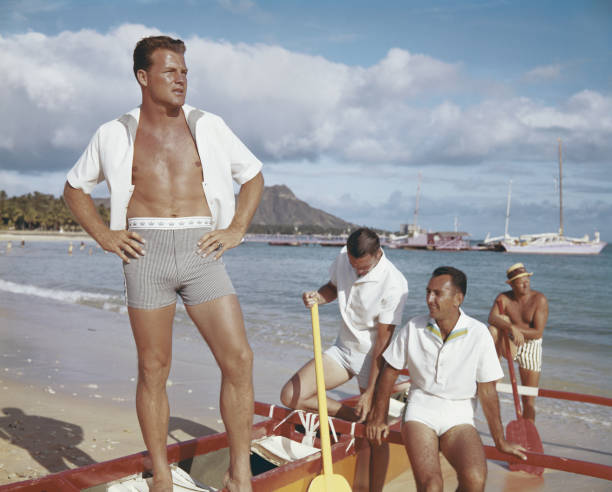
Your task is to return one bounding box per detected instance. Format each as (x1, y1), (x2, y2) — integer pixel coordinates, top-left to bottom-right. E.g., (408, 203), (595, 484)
(435, 310), (461, 340)
(139, 99), (183, 126)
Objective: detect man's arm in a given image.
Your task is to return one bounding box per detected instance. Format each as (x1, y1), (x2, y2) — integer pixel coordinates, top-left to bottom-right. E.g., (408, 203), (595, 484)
(63, 182), (145, 263)
(355, 322), (395, 422)
(520, 294), (548, 340)
(303, 281), (338, 307)
(366, 361), (400, 445)
(488, 295), (525, 345)
(477, 380), (527, 460)
(198, 171), (264, 259)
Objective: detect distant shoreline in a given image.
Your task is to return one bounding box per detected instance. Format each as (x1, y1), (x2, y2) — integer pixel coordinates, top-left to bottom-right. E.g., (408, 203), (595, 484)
(0, 230), (92, 242)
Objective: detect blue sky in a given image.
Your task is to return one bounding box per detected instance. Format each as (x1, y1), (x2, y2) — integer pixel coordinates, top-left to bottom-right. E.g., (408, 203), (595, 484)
(1, 0), (611, 240)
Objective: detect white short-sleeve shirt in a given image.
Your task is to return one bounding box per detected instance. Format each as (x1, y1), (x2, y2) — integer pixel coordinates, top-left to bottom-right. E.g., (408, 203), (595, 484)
(66, 105), (262, 231)
(383, 310), (503, 400)
(330, 247), (409, 355)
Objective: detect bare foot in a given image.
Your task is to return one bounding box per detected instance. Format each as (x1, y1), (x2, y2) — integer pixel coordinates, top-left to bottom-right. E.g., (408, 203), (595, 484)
(224, 469), (252, 492)
(148, 471), (173, 492)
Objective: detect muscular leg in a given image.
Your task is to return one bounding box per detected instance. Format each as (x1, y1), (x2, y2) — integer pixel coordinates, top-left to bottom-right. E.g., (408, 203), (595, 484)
(519, 367), (540, 422)
(440, 425), (486, 492)
(185, 294), (253, 492)
(279, 355), (356, 421)
(351, 384), (389, 492)
(402, 421), (443, 492)
(488, 321), (517, 360)
(128, 303), (176, 492)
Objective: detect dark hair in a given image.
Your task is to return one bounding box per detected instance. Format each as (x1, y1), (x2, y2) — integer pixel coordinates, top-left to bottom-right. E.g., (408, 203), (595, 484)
(133, 36), (186, 78)
(346, 228), (380, 258)
(432, 266), (467, 296)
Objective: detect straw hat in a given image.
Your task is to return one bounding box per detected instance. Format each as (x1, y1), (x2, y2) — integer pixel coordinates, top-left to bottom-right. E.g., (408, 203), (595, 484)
(506, 262), (533, 284)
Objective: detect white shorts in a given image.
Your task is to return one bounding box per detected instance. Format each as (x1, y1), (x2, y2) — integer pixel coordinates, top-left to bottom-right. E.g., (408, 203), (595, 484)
(515, 338), (542, 372)
(324, 344), (371, 390)
(404, 390), (476, 437)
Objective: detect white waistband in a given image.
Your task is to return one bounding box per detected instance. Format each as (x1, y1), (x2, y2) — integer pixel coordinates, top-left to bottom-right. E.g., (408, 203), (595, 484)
(127, 216), (213, 230)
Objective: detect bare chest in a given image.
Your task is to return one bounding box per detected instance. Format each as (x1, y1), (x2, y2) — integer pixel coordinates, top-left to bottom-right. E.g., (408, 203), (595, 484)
(507, 298), (538, 326)
(132, 125), (202, 184)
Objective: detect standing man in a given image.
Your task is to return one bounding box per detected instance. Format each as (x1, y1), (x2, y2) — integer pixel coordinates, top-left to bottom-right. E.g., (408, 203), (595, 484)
(488, 262), (548, 422)
(280, 227), (408, 491)
(367, 266), (526, 492)
(64, 36), (263, 492)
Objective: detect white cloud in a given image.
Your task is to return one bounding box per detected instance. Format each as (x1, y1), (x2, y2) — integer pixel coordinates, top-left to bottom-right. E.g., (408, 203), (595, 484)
(522, 63), (562, 83)
(1, 23), (611, 178)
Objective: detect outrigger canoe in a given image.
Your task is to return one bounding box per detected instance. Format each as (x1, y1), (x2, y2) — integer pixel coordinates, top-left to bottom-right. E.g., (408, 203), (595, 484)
(1, 386), (611, 491)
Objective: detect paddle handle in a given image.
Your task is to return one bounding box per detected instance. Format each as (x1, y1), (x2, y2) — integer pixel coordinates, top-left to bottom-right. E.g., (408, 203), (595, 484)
(311, 304), (334, 477)
(498, 299), (523, 418)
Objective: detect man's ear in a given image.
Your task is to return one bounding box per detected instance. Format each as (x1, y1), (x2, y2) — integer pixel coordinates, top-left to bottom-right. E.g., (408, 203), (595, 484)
(136, 69), (148, 87)
(454, 291), (464, 308)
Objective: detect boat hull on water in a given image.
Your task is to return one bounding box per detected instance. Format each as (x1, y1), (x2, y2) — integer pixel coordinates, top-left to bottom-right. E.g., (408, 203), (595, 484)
(502, 234), (607, 255)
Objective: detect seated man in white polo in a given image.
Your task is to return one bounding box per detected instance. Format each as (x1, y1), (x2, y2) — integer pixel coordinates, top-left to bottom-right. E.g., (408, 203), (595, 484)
(366, 266), (526, 492)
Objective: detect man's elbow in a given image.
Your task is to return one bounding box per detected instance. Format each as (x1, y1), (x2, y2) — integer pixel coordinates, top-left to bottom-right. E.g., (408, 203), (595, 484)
(63, 181), (74, 202)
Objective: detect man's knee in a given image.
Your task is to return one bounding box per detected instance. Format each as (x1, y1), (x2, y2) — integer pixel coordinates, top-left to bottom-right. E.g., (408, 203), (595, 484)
(457, 463), (486, 492)
(138, 353), (171, 386)
(220, 344), (253, 379)
(414, 473), (443, 492)
(280, 382), (294, 408)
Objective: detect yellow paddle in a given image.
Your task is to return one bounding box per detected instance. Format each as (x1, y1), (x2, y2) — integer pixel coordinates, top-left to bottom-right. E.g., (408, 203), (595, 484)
(307, 304), (352, 492)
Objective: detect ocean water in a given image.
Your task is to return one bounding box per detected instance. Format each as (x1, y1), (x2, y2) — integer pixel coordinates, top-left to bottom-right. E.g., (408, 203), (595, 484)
(1, 238), (611, 447)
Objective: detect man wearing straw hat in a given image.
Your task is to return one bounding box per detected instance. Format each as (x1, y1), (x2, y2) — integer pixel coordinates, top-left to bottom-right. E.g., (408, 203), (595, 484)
(488, 262), (548, 422)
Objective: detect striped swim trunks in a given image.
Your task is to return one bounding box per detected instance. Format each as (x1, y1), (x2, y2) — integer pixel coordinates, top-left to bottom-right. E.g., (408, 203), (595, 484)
(515, 338), (542, 372)
(123, 216), (235, 310)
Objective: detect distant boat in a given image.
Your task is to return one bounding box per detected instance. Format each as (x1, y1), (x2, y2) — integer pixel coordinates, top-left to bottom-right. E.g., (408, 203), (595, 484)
(502, 140), (607, 255)
(388, 174), (471, 251)
(477, 180), (517, 251)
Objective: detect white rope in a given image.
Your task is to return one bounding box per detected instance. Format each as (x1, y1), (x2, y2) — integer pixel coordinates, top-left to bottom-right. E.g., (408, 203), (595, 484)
(328, 416), (339, 444)
(271, 409), (341, 447)
(301, 412), (320, 446)
(268, 404), (276, 418)
(272, 409), (302, 432)
(345, 422), (356, 452)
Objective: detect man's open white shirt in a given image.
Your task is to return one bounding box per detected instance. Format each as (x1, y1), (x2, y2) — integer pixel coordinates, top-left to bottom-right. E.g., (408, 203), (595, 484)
(329, 247), (408, 355)
(67, 105), (262, 231)
(383, 310), (503, 401)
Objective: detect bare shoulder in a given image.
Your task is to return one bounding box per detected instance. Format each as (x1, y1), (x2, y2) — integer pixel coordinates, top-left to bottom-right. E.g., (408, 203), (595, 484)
(532, 290), (548, 306)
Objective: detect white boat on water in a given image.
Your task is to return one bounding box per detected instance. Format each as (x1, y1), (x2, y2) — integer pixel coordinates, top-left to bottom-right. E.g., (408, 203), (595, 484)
(502, 231), (607, 255)
(502, 140), (607, 255)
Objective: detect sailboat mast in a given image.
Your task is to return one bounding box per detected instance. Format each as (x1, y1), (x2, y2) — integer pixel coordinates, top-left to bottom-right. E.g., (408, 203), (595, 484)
(414, 172), (422, 230)
(504, 180), (512, 239)
(558, 138), (564, 237)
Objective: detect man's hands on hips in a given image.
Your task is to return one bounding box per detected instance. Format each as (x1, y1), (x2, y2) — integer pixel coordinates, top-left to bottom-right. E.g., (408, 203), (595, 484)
(197, 226), (244, 260)
(100, 229), (146, 263)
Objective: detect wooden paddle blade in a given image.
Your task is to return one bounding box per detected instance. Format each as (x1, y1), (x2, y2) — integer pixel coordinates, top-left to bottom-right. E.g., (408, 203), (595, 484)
(308, 473), (352, 491)
(506, 418), (544, 476)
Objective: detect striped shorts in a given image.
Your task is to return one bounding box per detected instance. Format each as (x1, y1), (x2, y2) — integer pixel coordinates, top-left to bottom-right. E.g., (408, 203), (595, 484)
(123, 217), (235, 310)
(515, 338), (542, 372)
